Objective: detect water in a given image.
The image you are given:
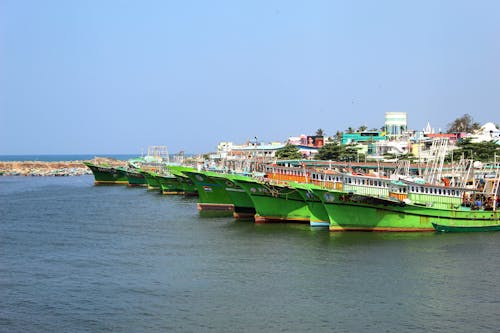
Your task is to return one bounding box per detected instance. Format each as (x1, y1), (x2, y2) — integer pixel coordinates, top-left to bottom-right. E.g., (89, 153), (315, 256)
(1, 176), (499, 332)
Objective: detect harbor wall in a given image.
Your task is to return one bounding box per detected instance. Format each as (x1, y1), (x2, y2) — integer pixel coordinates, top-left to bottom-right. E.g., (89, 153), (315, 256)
(0, 158), (126, 176)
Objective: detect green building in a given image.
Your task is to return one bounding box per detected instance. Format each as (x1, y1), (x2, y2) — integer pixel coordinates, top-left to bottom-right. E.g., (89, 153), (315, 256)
(341, 132), (386, 145)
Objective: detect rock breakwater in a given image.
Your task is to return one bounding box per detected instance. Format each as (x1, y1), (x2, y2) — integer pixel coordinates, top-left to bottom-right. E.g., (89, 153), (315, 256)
(0, 157), (127, 176)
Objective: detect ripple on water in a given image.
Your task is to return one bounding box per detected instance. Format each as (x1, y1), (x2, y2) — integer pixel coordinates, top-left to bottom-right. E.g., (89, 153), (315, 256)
(1, 176), (499, 333)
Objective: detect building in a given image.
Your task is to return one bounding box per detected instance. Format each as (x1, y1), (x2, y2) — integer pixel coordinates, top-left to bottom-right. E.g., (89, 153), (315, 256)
(374, 140), (411, 158)
(286, 134), (325, 159)
(341, 131), (386, 145)
(424, 133), (459, 144)
(385, 112), (407, 140)
(287, 134), (324, 148)
(225, 142), (285, 160)
(468, 122), (500, 143)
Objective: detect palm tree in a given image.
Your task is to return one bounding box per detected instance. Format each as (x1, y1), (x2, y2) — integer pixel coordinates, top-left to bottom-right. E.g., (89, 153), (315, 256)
(358, 125), (368, 132)
(334, 130), (343, 142)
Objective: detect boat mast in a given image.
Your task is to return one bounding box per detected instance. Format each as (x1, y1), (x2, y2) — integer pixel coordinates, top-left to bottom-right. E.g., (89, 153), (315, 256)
(491, 162), (500, 211)
(422, 138), (447, 185)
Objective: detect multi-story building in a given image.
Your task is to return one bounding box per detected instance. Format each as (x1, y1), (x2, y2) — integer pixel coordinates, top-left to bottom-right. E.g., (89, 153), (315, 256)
(384, 112), (407, 139)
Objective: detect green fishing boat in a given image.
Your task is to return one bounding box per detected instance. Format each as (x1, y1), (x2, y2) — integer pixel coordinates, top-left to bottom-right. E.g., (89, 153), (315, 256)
(290, 182), (330, 227)
(125, 168), (147, 187)
(202, 172), (256, 219)
(233, 178), (310, 223)
(152, 168), (196, 195)
(432, 221), (500, 232)
(155, 173), (183, 194)
(312, 178), (500, 232)
(83, 161), (128, 185)
(167, 166), (198, 196)
(181, 170), (234, 215)
(138, 170), (161, 190)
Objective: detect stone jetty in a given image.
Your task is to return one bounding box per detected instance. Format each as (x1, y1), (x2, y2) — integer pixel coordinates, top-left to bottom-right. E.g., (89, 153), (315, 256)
(0, 157), (127, 176)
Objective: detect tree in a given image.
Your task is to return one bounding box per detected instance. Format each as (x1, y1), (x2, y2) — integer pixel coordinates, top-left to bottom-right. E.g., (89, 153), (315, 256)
(396, 153), (416, 162)
(446, 114), (481, 133)
(341, 144), (361, 161)
(346, 127), (355, 134)
(316, 142), (344, 160)
(334, 130), (343, 143)
(275, 144), (303, 160)
(316, 128), (325, 136)
(358, 125), (368, 132)
(446, 138), (500, 162)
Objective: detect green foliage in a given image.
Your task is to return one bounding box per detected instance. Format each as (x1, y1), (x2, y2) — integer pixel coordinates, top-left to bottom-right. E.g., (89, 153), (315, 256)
(357, 125), (368, 132)
(446, 114), (481, 133)
(446, 138), (500, 162)
(316, 142), (343, 160)
(316, 143), (362, 161)
(342, 145), (361, 161)
(275, 144), (303, 160)
(383, 152), (416, 162)
(316, 128), (325, 136)
(333, 131), (343, 142)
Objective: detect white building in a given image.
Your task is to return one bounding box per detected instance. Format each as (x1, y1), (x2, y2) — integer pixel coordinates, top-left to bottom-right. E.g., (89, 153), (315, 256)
(423, 121), (435, 134)
(214, 141), (285, 160)
(469, 122), (500, 143)
(385, 112), (407, 139)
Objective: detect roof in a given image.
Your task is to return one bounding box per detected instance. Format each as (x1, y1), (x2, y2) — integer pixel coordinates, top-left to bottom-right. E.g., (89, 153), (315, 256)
(232, 144), (286, 151)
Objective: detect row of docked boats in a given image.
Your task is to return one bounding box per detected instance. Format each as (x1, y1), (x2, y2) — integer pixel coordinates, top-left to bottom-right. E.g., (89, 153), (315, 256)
(82, 161), (198, 195)
(84, 155), (500, 232)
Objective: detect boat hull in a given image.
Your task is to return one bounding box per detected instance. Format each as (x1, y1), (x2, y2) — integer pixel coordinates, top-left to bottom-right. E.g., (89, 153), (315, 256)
(166, 167), (199, 195)
(126, 170), (147, 187)
(156, 174), (186, 195)
(312, 188), (500, 232)
(234, 179), (310, 224)
(207, 173), (256, 220)
(140, 170), (161, 190)
(83, 162), (128, 185)
(432, 222), (500, 232)
(182, 170), (234, 216)
(292, 183), (330, 227)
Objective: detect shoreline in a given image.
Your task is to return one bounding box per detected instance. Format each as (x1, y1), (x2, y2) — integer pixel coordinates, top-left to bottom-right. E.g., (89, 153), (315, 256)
(0, 157), (127, 177)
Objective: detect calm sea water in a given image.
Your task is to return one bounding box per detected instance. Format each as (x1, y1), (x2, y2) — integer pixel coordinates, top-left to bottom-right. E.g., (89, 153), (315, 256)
(1, 176), (499, 333)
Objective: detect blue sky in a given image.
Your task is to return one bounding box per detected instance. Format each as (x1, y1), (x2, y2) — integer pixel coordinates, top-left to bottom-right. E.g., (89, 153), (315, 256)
(1, 0), (499, 155)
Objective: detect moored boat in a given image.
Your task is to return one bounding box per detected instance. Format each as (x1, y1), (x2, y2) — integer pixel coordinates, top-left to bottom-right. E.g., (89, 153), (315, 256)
(432, 221), (500, 232)
(125, 168), (147, 187)
(290, 182), (330, 227)
(202, 172), (256, 219)
(139, 170), (161, 190)
(83, 161), (128, 185)
(181, 170), (234, 216)
(233, 177), (310, 224)
(312, 176), (500, 232)
(167, 166), (198, 196)
(156, 173), (184, 194)
(303, 140), (500, 232)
